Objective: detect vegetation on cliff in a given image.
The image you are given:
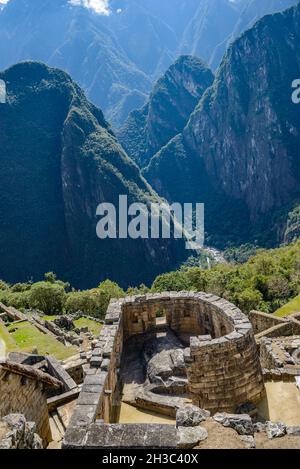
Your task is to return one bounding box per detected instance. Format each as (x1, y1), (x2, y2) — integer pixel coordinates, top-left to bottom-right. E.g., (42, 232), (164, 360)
(1, 240), (299, 317)
(118, 56), (214, 167)
(146, 2), (300, 249)
(0, 61), (186, 290)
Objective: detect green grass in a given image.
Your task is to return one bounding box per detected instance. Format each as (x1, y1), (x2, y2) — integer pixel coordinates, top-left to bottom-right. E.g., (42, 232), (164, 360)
(73, 317), (102, 337)
(0, 321), (17, 351)
(274, 294), (300, 317)
(5, 321), (77, 360)
(42, 315), (59, 321)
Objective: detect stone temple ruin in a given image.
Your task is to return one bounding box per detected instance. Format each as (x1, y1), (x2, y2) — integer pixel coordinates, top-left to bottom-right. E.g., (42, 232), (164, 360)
(1, 292), (300, 449)
(63, 292), (266, 448)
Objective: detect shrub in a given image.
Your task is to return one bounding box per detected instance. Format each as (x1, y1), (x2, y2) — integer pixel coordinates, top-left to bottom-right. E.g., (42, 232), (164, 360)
(97, 280), (125, 316)
(152, 271), (190, 292)
(29, 281), (66, 314)
(65, 290), (101, 317)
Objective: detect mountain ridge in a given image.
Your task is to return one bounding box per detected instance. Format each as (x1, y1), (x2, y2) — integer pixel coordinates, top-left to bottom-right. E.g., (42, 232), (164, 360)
(145, 2), (300, 248)
(0, 0), (297, 126)
(118, 55), (214, 168)
(0, 61), (187, 288)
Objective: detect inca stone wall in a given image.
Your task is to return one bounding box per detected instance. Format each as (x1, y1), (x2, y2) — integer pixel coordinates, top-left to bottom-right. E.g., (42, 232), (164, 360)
(64, 292), (265, 448)
(0, 370), (51, 445)
(120, 293), (265, 413)
(249, 311), (288, 334)
(260, 336), (300, 377)
(249, 311), (300, 343)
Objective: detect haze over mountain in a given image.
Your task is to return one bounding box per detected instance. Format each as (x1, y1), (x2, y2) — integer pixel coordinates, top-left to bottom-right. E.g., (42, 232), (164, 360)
(0, 0), (297, 126)
(118, 56), (214, 168)
(145, 2), (300, 248)
(0, 62), (186, 288)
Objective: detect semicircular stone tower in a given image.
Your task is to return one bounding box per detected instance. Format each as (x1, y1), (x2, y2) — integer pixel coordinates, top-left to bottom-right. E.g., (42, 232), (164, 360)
(65, 292), (266, 449)
(108, 292), (265, 413)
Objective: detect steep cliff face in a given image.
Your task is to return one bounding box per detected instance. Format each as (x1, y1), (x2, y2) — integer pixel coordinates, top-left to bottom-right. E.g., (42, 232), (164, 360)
(0, 62), (186, 288)
(210, 0), (298, 68)
(146, 3), (300, 247)
(119, 56), (214, 168)
(185, 3), (300, 218)
(284, 204), (300, 244)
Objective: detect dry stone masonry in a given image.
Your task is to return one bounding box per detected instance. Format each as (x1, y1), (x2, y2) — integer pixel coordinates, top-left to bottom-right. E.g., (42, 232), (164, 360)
(63, 292), (265, 448)
(0, 360), (62, 445)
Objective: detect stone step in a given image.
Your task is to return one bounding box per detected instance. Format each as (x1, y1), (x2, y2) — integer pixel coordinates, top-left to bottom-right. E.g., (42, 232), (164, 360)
(50, 411), (65, 435)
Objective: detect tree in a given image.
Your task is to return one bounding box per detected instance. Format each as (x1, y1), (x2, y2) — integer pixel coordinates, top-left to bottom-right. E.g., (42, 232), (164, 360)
(233, 288), (263, 314)
(151, 271), (190, 292)
(44, 272), (57, 283)
(65, 290), (101, 316)
(29, 281), (66, 314)
(97, 280), (125, 316)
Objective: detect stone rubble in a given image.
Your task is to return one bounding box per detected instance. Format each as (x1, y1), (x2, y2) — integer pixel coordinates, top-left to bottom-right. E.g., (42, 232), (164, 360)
(266, 421), (287, 439)
(0, 414), (43, 449)
(177, 426), (208, 449)
(240, 435), (256, 449)
(176, 405), (210, 428)
(286, 426), (300, 436)
(253, 422), (266, 433)
(213, 413), (254, 435)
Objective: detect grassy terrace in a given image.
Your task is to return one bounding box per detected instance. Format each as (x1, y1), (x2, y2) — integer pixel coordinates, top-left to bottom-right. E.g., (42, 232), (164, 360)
(73, 317), (102, 337)
(274, 294), (300, 318)
(42, 315), (102, 337)
(0, 321), (16, 352)
(3, 321), (77, 360)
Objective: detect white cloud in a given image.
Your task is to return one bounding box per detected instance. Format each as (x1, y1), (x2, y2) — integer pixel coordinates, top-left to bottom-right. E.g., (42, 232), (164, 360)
(69, 0), (110, 15)
(0, 0), (9, 4)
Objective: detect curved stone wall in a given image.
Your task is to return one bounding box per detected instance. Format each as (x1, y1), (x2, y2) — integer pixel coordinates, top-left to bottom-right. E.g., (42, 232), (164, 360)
(64, 292), (265, 448)
(107, 292), (265, 413)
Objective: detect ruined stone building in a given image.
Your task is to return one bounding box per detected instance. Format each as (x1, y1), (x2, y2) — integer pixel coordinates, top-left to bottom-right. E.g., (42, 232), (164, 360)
(0, 360), (61, 445)
(1, 292), (300, 449)
(64, 292), (266, 448)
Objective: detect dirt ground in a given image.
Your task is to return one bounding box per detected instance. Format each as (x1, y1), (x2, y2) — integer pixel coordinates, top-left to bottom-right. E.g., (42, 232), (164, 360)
(255, 433), (300, 449)
(119, 402), (175, 425)
(257, 381), (300, 426)
(198, 420), (247, 449)
(197, 420), (300, 449)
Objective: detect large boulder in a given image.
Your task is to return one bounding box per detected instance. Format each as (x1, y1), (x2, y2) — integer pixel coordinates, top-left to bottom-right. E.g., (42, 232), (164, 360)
(144, 329), (187, 392)
(213, 413), (254, 436)
(176, 405), (210, 428)
(177, 426), (208, 449)
(266, 422), (286, 439)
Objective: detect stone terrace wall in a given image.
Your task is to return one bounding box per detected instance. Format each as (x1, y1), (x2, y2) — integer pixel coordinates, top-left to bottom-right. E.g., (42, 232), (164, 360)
(250, 311), (300, 343)
(260, 336), (300, 376)
(249, 311), (287, 334)
(66, 303), (124, 431)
